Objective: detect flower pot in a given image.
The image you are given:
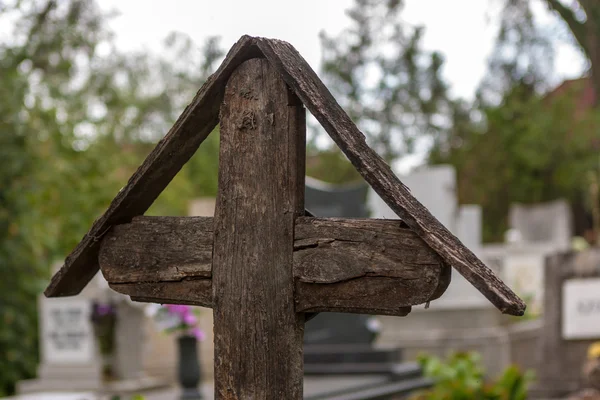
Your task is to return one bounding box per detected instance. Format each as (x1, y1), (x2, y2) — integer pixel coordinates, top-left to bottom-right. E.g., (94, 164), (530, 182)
(177, 335), (203, 399)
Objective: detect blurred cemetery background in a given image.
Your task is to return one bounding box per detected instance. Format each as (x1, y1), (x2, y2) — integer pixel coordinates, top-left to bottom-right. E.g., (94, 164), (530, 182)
(2, 0), (600, 399)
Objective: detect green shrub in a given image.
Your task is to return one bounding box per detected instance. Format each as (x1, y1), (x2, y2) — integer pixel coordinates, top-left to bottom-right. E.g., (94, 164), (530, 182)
(410, 352), (534, 400)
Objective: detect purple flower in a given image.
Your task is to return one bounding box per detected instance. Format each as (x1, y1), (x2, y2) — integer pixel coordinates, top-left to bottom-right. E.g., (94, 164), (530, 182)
(157, 304), (203, 338)
(96, 303), (114, 316)
(165, 304), (190, 315)
(191, 327), (205, 341)
(182, 312), (197, 326)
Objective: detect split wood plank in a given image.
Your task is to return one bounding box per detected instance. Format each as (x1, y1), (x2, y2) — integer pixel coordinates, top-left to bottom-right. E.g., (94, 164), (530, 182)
(293, 217), (450, 314)
(98, 216), (449, 315)
(211, 58), (305, 399)
(110, 280), (212, 308)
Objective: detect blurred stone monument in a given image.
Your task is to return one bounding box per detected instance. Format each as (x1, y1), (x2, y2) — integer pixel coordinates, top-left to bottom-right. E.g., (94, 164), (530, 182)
(501, 199), (573, 313)
(303, 176), (380, 346)
(18, 263), (167, 395)
(509, 200), (572, 249)
(533, 250), (600, 398)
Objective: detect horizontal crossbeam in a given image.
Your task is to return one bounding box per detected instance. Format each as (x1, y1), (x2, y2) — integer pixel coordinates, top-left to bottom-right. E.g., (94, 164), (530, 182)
(99, 216), (451, 316)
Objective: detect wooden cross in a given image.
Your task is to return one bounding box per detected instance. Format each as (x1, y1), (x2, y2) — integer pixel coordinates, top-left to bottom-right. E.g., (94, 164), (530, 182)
(45, 36), (525, 400)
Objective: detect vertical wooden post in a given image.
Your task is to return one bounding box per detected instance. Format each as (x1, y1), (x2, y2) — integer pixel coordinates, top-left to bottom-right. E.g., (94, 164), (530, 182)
(212, 58), (306, 399)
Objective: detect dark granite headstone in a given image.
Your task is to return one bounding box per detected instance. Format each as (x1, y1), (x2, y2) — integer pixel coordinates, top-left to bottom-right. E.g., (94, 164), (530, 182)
(303, 177), (378, 345)
(301, 178), (420, 392)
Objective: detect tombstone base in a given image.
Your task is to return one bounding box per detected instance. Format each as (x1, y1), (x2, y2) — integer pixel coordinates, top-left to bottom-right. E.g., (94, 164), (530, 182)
(17, 364), (169, 396)
(17, 363), (103, 393)
(180, 387), (204, 400)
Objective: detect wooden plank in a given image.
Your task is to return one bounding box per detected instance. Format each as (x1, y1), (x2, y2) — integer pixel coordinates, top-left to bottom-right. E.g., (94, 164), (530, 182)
(294, 217), (444, 284)
(296, 279), (413, 316)
(98, 216), (450, 314)
(99, 216), (213, 283)
(294, 217), (447, 315)
(109, 280), (212, 308)
(255, 37), (526, 316)
(44, 35), (261, 297)
(211, 58), (305, 399)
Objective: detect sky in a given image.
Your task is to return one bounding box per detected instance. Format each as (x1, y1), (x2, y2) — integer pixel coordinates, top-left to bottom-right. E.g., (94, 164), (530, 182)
(100, 0), (586, 100)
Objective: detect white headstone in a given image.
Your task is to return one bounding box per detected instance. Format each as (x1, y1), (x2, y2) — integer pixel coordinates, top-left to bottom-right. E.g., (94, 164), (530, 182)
(18, 273), (104, 393)
(502, 251), (546, 314)
(456, 205), (482, 255)
(508, 200), (572, 251)
(189, 198), (216, 218)
(368, 164), (456, 231)
(19, 264), (168, 394)
(562, 278), (600, 339)
(41, 298), (95, 365)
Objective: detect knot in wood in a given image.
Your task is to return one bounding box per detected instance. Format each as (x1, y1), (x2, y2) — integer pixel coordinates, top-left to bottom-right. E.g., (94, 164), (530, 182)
(239, 87), (257, 100)
(239, 110), (256, 130)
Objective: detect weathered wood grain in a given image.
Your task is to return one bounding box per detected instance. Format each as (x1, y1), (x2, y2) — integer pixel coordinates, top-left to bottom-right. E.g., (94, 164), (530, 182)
(294, 217), (449, 314)
(110, 280), (211, 308)
(47, 34), (523, 317)
(294, 217), (444, 284)
(211, 59), (305, 399)
(255, 37), (525, 316)
(97, 216), (450, 314)
(44, 36), (261, 297)
(296, 279), (413, 316)
(99, 216), (213, 283)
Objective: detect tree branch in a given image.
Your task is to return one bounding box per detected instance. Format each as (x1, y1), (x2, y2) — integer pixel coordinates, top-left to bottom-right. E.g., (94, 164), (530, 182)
(545, 0), (588, 55)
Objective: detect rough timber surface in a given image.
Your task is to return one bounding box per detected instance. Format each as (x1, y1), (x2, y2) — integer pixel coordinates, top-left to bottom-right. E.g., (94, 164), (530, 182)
(211, 58), (305, 399)
(294, 217), (449, 314)
(254, 37), (525, 316)
(110, 280), (212, 308)
(99, 216), (213, 283)
(46, 34), (524, 317)
(44, 36), (260, 297)
(97, 216), (449, 313)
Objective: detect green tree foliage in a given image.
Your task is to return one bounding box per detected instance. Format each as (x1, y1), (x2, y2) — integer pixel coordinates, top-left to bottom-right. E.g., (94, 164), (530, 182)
(497, 0), (600, 105)
(431, 80), (600, 241)
(318, 0), (454, 163)
(0, 0), (224, 394)
(306, 143), (361, 185)
(428, 1), (600, 241)
(0, 67), (41, 396)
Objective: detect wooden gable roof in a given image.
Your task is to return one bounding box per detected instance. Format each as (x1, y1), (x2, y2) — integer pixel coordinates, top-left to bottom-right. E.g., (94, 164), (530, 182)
(45, 35), (525, 316)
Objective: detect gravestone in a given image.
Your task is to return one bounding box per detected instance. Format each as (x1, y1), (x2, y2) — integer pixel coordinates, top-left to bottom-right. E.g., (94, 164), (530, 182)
(304, 176), (379, 346)
(509, 200), (572, 250)
(501, 249), (548, 315)
(534, 249), (600, 398)
(18, 264), (104, 393)
(500, 199), (573, 313)
(18, 264), (167, 395)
